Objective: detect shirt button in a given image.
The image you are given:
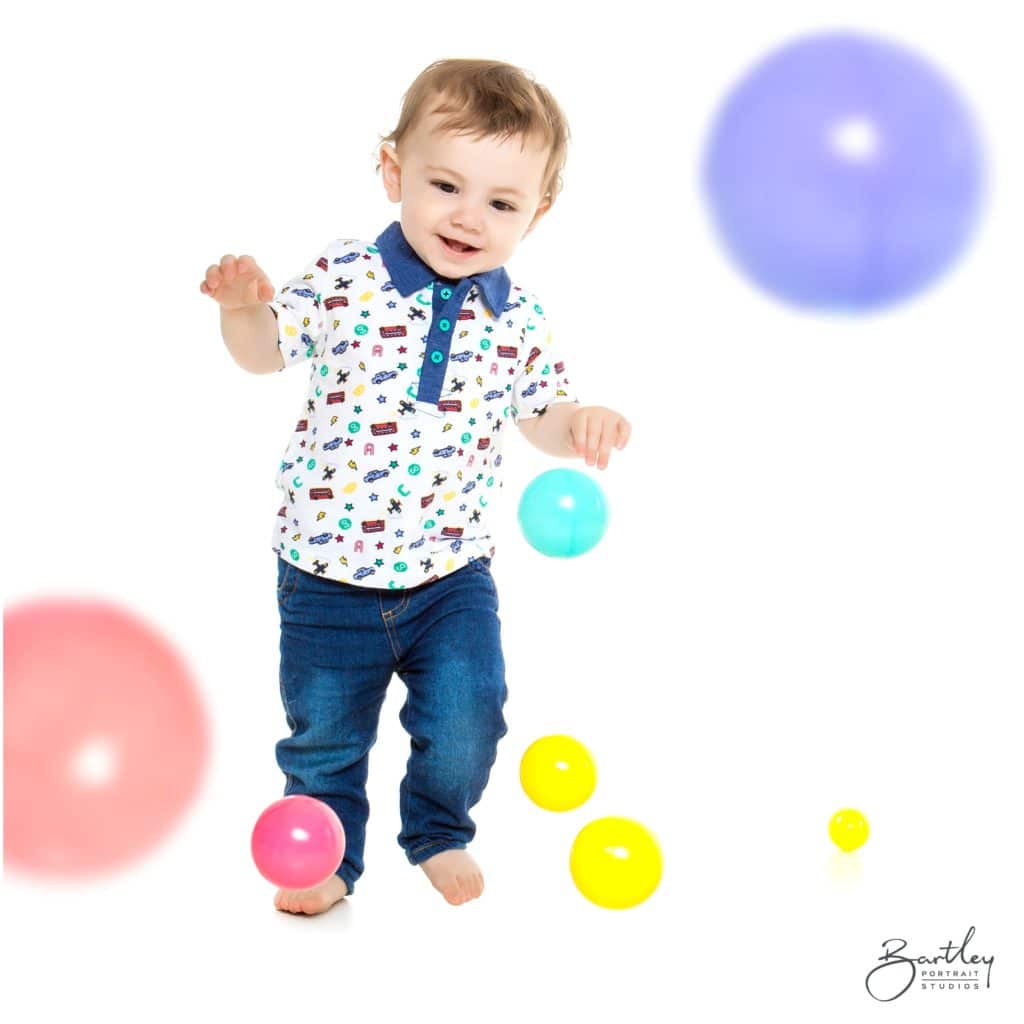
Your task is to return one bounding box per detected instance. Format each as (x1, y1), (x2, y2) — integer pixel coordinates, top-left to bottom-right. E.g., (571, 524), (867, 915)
(430, 351), (444, 364)
(438, 318), (451, 331)
(440, 288), (452, 299)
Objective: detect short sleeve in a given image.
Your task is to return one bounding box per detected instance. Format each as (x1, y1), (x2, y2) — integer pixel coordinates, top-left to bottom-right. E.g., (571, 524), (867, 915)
(268, 245), (332, 370)
(510, 294), (578, 422)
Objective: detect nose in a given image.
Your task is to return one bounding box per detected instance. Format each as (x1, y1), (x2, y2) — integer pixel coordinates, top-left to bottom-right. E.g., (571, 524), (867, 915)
(450, 198), (483, 236)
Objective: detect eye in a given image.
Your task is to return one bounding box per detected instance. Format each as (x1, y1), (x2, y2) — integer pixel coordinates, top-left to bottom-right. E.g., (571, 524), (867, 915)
(431, 180), (457, 194)
(492, 200), (516, 213)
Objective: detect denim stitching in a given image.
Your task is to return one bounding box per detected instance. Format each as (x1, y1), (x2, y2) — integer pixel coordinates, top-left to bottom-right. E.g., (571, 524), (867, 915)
(277, 559), (299, 605)
(378, 594), (404, 662)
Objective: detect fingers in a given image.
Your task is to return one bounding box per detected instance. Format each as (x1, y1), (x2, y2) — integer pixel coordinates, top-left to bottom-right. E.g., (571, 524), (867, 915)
(586, 414), (603, 469)
(570, 409), (588, 459)
(615, 418), (632, 450)
(199, 254), (272, 304)
(596, 423), (617, 470)
(571, 409), (630, 469)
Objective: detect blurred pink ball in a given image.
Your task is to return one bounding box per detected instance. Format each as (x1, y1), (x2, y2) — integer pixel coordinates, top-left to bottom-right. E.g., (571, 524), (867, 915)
(251, 796), (346, 890)
(4, 597), (209, 877)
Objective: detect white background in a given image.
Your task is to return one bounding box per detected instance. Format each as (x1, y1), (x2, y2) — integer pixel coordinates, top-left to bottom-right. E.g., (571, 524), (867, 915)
(3, 0), (1022, 1020)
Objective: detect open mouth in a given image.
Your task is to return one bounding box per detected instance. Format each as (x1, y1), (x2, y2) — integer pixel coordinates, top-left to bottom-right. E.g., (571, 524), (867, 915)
(440, 235), (480, 255)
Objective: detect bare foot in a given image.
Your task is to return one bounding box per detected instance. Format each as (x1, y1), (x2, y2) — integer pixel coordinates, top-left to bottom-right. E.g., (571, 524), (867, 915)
(274, 873), (348, 915)
(419, 849), (484, 906)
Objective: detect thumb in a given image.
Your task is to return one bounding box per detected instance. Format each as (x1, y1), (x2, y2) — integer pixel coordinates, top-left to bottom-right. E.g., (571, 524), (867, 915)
(257, 278), (276, 303)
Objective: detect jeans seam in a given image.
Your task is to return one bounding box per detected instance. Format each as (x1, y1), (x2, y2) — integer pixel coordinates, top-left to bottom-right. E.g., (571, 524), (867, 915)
(409, 839), (466, 861)
(379, 596), (404, 662)
(277, 558), (299, 603)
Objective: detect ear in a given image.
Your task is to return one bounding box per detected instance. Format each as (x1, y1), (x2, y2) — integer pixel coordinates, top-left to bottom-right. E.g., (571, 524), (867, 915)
(379, 144), (402, 203)
(522, 197), (552, 239)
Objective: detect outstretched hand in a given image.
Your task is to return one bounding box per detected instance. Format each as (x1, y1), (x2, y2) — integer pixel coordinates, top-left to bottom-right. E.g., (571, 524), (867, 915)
(569, 405), (631, 469)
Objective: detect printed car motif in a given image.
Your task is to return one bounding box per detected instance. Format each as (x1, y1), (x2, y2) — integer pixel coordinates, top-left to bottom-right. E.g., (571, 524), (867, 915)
(363, 469), (390, 483)
(449, 350), (473, 362)
(322, 437), (345, 451)
(372, 370), (398, 384)
(308, 532), (332, 545)
(353, 566), (376, 579)
(432, 446), (456, 458)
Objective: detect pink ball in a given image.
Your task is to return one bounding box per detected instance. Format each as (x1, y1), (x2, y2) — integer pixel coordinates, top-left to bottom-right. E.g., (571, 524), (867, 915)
(4, 598), (209, 878)
(250, 796), (345, 890)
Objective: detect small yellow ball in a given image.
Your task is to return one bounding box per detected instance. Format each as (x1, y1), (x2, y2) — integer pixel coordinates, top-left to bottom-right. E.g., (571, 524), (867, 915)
(519, 735), (597, 812)
(829, 808), (870, 852)
(570, 817), (663, 909)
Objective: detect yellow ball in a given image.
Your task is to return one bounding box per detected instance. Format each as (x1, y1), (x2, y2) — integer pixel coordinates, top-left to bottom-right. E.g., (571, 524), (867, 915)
(519, 734), (597, 812)
(829, 808), (870, 852)
(570, 817), (663, 909)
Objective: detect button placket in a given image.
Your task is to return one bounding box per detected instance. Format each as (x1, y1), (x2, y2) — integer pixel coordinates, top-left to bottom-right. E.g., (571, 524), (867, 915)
(415, 278), (471, 406)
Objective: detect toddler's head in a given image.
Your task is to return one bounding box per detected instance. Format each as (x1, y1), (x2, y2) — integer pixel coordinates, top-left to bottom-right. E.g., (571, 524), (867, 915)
(377, 58), (570, 280)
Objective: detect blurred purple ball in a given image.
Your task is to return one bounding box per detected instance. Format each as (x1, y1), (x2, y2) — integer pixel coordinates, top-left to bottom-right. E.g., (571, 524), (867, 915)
(702, 31), (985, 312)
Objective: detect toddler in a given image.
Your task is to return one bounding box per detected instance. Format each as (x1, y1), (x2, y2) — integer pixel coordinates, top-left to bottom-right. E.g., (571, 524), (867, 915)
(200, 58), (630, 914)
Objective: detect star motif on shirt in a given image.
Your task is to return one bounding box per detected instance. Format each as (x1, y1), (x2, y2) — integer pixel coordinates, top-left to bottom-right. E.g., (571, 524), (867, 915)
(436, 509), (445, 516)
(508, 367), (515, 375)
(344, 438), (354, 446)
(299, 439), (307, 447)
(377, 395), (387, 403)
(411, 430), (421, 439)
(374, 558), (384, 566)
(353, 405), (362, 414)
(387, 301), (397, 309)
(389, 460), (399, 469)
(468, 417), (476, 426)
(459, 504), (467, 512)
(539, 380), (549, 388)
(360, 310), (371, 318)
(344, 503), (354, 511)
(475, 354), (483, 362)
(376, 542), (384, 550)
(388, 443), (398, 452)
(476, 473), (484, 480)
(335, 534), (344, 543)
(484, 325), (494, 333)
(351, 340), (361, 348)
(395, 529), (404, 538)
(369, 493), (379, 502)
(398, 345), (407, 353)
(505, 319), (514, 327)
(397, 362), (407, 371)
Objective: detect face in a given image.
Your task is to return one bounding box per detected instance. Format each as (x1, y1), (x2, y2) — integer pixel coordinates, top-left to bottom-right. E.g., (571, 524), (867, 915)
(379, 105), (552, 279)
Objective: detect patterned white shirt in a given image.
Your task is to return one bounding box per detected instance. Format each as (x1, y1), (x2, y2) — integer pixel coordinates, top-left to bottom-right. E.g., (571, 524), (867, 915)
(268, 221), (577, 589)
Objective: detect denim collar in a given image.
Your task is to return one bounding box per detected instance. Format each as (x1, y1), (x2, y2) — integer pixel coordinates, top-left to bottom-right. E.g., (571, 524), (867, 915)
(375, 220), (511, 317)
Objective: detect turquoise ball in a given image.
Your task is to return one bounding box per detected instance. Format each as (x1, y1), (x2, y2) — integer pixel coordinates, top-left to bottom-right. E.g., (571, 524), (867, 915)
(517, 469), (609, 558)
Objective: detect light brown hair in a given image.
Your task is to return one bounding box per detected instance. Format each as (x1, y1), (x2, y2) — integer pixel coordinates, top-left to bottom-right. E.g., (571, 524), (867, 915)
(376, 58), (570, 206)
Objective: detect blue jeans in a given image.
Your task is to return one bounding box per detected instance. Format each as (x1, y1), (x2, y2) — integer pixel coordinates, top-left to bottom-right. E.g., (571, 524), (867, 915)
(275, 555), (508, 895)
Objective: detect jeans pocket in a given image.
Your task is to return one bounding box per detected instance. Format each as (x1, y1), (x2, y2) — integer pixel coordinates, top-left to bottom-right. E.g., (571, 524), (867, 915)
(276, 557), (298, 604)
(467, 556), (492, 575)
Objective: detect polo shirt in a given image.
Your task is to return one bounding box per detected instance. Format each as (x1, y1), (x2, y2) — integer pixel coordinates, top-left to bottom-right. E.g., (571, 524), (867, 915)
(267, 221), (577, 589)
